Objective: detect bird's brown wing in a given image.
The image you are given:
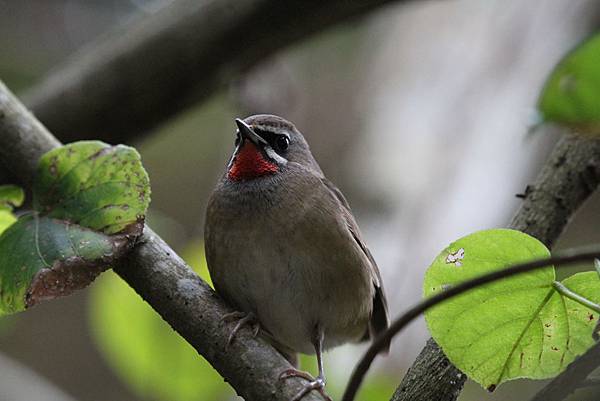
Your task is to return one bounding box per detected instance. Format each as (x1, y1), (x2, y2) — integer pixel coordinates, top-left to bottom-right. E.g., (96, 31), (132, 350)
(321, 178), (390, 352)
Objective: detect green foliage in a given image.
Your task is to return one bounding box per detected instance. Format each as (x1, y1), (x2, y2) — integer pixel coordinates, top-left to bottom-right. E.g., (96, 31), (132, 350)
(89, 240), (232, 401)
(34, 141), (150, 234)
(0, 141), (150, 315)
(354, 376), (397, 401)
(424, 229), (600, 391)
(538, 33), (600, 134)
(0, 184), (23, 235)
(0, 215), (127, 314)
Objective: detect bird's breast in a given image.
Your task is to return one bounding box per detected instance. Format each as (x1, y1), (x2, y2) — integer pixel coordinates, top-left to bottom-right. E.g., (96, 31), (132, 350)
(205, 173), (373, 353)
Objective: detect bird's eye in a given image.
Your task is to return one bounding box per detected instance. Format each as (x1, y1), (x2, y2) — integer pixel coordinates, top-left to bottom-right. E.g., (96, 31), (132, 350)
(275, 136), (289, 152)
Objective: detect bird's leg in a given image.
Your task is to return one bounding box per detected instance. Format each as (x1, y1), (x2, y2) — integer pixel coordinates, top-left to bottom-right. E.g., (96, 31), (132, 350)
(221, 311), (260, 348)
(279, 325), (332, 401)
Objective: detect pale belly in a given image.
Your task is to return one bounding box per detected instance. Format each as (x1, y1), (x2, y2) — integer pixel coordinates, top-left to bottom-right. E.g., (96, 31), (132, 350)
(207, 212), (374, 355)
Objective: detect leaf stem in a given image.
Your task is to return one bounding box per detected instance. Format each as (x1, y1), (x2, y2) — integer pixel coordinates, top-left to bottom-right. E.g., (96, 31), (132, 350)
(552, 281), (600, 313)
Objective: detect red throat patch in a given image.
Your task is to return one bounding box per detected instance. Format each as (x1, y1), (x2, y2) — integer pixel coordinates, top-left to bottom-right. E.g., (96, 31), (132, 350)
(228, 141), (278, 181)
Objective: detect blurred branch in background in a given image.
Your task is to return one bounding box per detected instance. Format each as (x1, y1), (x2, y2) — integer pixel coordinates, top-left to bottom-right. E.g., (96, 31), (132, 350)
(23, 0), (424, 144)
(0, 352), (79, 401)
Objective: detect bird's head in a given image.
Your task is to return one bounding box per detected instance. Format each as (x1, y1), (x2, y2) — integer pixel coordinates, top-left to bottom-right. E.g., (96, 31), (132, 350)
(226, 114), (318, 181)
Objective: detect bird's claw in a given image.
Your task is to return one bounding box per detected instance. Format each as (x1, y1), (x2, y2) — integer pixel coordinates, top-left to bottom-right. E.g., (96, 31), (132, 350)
(279, 369), (332, 401)
(221, 311), (259, 349)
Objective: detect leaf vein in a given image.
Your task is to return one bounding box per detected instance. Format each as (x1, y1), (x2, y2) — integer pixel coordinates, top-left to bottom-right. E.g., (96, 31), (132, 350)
(494, 289), (555, 384)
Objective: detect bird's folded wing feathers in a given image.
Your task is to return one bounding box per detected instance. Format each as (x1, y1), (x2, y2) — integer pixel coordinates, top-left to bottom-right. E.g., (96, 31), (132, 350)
(321, 178), (390, 350)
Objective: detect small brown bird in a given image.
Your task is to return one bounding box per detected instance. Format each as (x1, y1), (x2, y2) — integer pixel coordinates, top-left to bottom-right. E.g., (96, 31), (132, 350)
(205, 115), (389, 400)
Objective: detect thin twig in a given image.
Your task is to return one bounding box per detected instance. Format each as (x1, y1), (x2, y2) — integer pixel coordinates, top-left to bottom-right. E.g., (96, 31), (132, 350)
(342, 246), (600, 401)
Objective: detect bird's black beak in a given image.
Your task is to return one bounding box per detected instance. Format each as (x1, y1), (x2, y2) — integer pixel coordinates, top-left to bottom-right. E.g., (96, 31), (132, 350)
(235, 118), (267, 147)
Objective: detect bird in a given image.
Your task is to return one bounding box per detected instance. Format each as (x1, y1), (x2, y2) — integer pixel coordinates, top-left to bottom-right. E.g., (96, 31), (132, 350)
(204, 114), (389, 401)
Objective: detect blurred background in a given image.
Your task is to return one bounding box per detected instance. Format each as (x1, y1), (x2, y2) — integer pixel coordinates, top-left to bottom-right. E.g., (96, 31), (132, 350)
(1, 0), (600, 400)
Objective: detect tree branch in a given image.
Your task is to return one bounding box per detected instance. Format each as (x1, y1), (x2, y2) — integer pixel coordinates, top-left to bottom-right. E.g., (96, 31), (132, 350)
(23, 0), (420, 144)
(342, 246), (600, 401)
(0, 81), (327, 400)
(0, 86), (60, 188)
(390, 134), (600, 401)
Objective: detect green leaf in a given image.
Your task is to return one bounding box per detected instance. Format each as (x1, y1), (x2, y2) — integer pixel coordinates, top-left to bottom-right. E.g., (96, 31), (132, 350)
(0, 141), (150, 315)
(0, 215), (135, 314)
(538, 33), (600, 134)
(0, 185), (24, 235)
(89, 242), (232, 401)
(424, 229), (600, 390)
(34, 141), (150, 234)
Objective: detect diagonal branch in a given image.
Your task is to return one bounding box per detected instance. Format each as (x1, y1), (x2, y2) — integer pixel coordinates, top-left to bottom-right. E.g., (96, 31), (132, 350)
(0, 82), (327, 400)
(390, 134), (600, 401)
(23, 0), (421, 144)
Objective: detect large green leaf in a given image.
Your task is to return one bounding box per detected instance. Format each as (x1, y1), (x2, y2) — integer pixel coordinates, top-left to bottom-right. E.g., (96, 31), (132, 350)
(424, 229), (600, 390)
(538, 33), (600, 134)
(89, 241), (232, 401)
(0, 141), (150, 315)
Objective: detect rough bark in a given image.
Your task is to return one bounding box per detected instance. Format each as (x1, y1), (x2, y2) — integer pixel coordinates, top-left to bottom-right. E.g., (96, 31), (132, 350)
(24, 0), (417, 144)
(392, 134), (600, 401)
(509, 135), (600, 245)
(391, 338), (463, 401)
(0, 81), (327, 401)
(0, 85), (60, 187)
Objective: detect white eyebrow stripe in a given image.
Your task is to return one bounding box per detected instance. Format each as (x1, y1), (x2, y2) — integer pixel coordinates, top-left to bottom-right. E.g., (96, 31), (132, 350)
(253, 125), (291, 139)
(253, 125), (278, 133)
